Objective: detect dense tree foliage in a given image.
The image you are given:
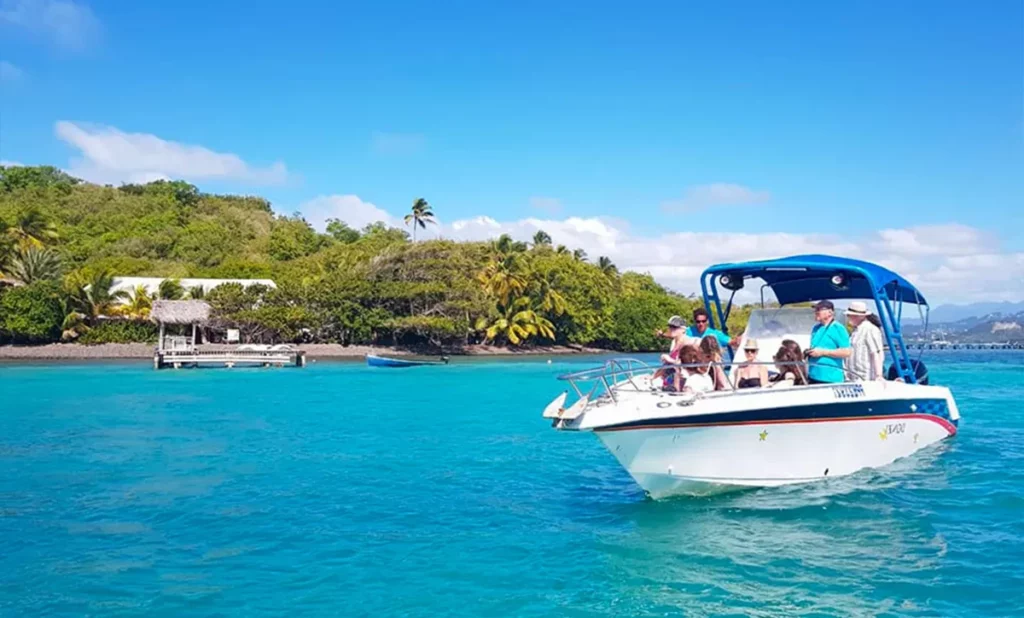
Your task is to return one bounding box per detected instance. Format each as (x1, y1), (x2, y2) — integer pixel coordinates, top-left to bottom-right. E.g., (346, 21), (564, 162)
(0, 166), (735, 350)
(0, 281), (65, 343)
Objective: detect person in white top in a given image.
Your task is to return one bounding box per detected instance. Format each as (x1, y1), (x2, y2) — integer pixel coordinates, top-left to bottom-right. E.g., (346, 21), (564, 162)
(845, 301), (885, 381)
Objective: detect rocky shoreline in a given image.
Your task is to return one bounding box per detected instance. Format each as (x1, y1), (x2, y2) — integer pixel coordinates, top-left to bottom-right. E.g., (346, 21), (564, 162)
(0, 342), (615, 360)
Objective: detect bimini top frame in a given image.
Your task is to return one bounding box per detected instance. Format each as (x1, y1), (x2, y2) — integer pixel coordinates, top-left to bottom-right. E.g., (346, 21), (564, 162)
(699, 254), (927, 384)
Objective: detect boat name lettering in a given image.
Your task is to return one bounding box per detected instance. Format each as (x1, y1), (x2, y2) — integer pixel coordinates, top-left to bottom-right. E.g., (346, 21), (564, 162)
(886, 423), (905, 435)
(832, 384), (865, 400)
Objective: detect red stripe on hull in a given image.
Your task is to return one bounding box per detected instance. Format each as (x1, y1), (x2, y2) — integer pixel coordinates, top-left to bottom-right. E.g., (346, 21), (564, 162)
(595, 413), (958, 435)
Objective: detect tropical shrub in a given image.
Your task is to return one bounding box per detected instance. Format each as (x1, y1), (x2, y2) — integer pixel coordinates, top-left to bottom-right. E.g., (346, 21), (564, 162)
(77, 320), (159, 344)
(0, 281), (65, 343)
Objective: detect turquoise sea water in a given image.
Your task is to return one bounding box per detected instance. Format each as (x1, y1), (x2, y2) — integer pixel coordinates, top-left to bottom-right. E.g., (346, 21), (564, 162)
(2, 352), (1023, 617)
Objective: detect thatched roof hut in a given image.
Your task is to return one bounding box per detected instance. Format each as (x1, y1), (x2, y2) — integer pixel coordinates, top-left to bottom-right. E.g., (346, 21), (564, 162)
(150, 300), (211, 325)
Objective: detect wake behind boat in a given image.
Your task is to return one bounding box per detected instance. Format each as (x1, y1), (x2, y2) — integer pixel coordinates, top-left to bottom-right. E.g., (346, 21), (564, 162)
(366, 354), (450, 368)
(543, 255), (960, 498)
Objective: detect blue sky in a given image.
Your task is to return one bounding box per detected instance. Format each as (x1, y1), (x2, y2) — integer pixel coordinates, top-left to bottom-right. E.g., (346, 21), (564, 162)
(1, 0), (1022, 301)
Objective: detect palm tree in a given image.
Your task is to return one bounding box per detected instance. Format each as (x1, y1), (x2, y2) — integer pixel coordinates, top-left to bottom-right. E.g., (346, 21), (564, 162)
(7, 207), (58, 249)
(66, 270), (128, 326)
(186, 284), (205, 300)
(489, 233), (527, 256)
(475, 297), (555, 345)
(7, 246), (62, 284)
(535, 274), (568, 317)
(478, 255), (528, 308)
(597, 256), (617, 275)
(403, 198), (436, 242)
(573, 248), (588, 262)
(0, 220), (10, 277)
(555, 245), (569, 256)
(532, 230), (552, 248)
(120, 285), (152, 319)
(157, 278), (184, 300)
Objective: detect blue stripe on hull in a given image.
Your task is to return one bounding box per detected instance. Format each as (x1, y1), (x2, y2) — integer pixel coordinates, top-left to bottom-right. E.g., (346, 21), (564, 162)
(597, 398), (953, 431)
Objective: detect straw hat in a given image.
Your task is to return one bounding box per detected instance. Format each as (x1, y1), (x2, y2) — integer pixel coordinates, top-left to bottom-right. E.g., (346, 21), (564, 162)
(743, 338), (759, 351)
(846, 301), (870, 316)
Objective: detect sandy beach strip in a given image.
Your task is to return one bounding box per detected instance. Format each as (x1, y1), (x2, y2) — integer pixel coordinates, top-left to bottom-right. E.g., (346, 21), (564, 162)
(0, 342), (613, 360)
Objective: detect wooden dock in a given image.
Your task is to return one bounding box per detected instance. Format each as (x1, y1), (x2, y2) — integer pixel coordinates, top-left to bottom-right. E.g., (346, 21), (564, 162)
(905, 342), (1024, 350)
(154, 347), (307, 369)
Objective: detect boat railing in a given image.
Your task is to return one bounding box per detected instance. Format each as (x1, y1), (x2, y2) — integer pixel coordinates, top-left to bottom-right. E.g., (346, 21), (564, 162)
(557, 358), (656, 402)
(558, 358), (876, 406)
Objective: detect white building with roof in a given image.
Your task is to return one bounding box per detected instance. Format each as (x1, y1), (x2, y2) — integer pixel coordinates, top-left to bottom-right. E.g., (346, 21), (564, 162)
(111, 277), (276, 299)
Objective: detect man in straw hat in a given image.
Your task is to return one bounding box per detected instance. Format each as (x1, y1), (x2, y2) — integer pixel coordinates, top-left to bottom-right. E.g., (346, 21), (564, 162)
(845, 301), (884, 381)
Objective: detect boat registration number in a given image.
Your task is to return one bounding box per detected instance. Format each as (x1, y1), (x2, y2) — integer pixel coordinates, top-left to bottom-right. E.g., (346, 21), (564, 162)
(886, 423), (906, 435)
(832, 384), (865, 399)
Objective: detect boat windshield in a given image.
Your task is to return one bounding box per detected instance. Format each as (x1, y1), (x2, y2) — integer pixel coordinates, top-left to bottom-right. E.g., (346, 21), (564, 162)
(730, 307), (845, 371)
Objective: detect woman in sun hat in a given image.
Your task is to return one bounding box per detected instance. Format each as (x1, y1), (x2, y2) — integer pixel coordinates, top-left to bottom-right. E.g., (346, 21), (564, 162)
(846, 301), (885, 381)
(731, 338), (770, 389)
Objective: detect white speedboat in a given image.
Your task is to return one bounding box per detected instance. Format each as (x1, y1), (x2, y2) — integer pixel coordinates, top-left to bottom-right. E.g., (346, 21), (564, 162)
(543, 255), (960, 498)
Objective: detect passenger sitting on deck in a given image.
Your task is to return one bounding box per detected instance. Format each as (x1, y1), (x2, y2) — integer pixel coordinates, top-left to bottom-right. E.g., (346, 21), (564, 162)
(683, 350), (715, 393)
(699, 336), (729, 390)
(732, 339), (769, 389)
(654, 344), (701, 391)
(770, 347), (809, 387)
(780, 339), (803, 358)
(656, 315), (694, 364)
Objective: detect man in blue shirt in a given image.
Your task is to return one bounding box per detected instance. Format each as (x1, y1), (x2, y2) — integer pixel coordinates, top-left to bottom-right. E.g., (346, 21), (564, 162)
(806, 300), (851, 383)
(686, 307), (735, 349)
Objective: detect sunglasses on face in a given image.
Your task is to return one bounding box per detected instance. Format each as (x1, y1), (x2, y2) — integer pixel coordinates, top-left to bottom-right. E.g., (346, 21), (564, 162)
(745, 349), (757, 354)
(695, 319), (708, 324)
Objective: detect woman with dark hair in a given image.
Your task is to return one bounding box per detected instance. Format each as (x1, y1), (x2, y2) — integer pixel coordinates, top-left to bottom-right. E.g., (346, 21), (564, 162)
(681, 348), (714, 393)
(699, 336), (729, 390)
(770, 346), (808, 387)
(781, 339), (803, 358)
(654, 344), (702, 392)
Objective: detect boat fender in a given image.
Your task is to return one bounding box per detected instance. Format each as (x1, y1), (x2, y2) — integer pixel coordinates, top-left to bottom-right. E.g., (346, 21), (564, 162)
(657, 402), (671, 408)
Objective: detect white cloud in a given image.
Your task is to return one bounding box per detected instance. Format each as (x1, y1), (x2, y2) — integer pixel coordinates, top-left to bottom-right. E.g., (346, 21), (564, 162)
(661, 182), (771, 212)
(0, 60), (23, 81)
(1, 159), (24, 166)
(299, 195), (1021, 303)
(370, 131), (426, 156)
(873, 224), (988, 257)
(55, 121), (289, 186)
(529, 196), (563, 214)
(299, 195), (399, 232)
(0, 0), (101, 50)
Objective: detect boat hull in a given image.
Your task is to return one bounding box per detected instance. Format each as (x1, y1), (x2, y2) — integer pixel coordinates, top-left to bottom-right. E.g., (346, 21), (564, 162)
(572, 382), (959, 499)
(366, 354), (445, 368)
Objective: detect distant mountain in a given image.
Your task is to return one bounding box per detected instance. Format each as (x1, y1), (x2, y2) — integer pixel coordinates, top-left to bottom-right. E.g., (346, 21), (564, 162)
(927, 301), (1024, 325)
(904, 310), (1024, 343)
(963, 315), (1024, 342)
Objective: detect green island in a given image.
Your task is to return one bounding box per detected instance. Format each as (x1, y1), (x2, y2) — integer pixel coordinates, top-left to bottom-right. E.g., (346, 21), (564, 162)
(0, 165), (753, 353)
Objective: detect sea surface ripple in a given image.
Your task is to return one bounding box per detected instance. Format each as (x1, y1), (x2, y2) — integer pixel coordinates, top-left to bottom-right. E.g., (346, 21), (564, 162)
(1, 352), (1022, 616)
